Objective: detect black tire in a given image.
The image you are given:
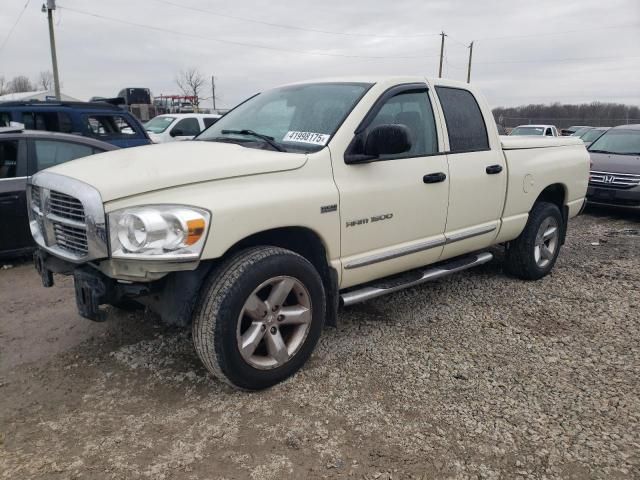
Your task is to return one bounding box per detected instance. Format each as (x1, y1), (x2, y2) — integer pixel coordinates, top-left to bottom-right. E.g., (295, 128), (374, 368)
(504, 201), (564, 280)
(192, 246), (326, 390)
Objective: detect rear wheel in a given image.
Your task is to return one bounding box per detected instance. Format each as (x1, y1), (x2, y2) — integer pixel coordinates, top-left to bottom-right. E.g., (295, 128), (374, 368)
(504, 201), (563, 280)
(192, 247), (325, 390)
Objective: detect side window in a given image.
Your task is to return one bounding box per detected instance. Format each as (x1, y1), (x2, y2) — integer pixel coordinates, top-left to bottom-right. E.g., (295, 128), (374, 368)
(0, 112), (11, 127)
(203, 117), (219, 128)
(366, 91), (438, 158)
(435, 86), (489, 152)
(21, 111), (68, 132)
(545, 128), (553, 136)
(0, 140), (19, 178)
(172, 117), (201, 136)
(84, 115), (137, 138)
(34, 140), (94, 171)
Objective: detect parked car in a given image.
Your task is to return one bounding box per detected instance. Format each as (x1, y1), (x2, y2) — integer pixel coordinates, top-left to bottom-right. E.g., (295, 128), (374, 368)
(28, 76), (589, 390)
(562, 125), (590, 136)
(0, 126), (117, 258)
(570, 126), (595, 138)
(144, 113), (221, 143)
(509, 125), (559, 137)
(587, 124), (640, 209)
(0, 101), (150, 148)
(579, 127), (609, 148)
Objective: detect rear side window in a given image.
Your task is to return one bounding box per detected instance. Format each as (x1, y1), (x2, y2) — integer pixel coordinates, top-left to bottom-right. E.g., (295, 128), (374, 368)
(0, 140), (19, 178)
(172, 117), (201, 136)
(20, 111), (74, 133)
(0, 112), (11, 127)
(435, 86), (489, 152)
(34, 140), (94, 171)
(203, 117), (219, 128)
(84, 115), (137, 138)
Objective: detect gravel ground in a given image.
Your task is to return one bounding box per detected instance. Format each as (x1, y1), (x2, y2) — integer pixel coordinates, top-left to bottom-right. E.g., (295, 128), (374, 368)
(0, 209), (639, 479)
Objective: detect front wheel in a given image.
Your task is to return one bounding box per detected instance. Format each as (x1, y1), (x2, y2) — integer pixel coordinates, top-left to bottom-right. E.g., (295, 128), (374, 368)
(504, 201), (564, 280)
(192, 247), (326, 390)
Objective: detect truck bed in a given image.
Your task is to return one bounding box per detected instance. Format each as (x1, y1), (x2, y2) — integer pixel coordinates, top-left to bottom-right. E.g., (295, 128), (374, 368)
(500, 136), (584, 150)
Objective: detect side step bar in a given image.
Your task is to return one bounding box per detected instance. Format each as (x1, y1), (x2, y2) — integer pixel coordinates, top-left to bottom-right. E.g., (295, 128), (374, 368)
(340, 251), (493, 307)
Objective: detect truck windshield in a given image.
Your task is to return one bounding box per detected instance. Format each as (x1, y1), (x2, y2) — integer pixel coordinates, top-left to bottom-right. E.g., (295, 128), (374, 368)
(144, 116), (175, 133)
(510, 126), (544, 136)
(197, 82), (371, 152)
(588, 129), (640, 155)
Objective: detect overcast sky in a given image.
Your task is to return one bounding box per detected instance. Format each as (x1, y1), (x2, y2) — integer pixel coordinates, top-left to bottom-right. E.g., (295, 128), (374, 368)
(1, 0), (639, 109)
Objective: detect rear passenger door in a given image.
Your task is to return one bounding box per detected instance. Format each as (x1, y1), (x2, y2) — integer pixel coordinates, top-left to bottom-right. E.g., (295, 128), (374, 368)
(0, 138), (30, 252)
(434, 86), (507, 260)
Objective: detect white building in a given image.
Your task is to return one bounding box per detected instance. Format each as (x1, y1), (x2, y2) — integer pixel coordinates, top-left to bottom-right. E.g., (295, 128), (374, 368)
(0, 90), (80, 102)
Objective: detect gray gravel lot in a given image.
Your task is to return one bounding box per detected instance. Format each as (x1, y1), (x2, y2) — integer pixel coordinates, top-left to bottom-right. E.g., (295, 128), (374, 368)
(1, 209), (639, 479)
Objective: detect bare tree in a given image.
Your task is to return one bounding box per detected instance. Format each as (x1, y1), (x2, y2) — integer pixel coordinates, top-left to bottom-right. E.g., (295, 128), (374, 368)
(8, 75), (34, 93)
(176, 68), (205, 108)
(35, 71), (54, 91)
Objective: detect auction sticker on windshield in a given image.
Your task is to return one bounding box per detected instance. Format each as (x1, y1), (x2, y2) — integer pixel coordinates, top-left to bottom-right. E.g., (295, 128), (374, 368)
(283, 131), (330, 146)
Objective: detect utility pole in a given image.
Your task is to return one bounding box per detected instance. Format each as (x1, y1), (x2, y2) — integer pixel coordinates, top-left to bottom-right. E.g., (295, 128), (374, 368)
(43, 0), (61, 100)
(438, 31), (446, 78)
(466, 41), (474, 83)
(211, 75), (216, 111)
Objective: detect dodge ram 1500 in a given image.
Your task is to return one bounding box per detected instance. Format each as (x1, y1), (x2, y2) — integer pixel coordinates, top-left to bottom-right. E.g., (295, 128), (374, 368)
(28, 77), (589, 389)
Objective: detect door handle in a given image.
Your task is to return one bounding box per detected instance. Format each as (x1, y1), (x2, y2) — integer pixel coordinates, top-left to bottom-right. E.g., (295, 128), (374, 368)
(486, 164), (503, 174)
(423, 172), (447, 184)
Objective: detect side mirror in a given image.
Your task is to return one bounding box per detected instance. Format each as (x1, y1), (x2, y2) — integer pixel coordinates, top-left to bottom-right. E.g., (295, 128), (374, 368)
(344, 124), (412, 164)
(170, 128), (183, 137)
(365, 124), (412, 156)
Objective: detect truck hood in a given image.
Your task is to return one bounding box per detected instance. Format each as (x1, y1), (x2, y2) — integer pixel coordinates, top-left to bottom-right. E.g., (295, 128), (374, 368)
(589, 151), (640, 175)
(46, 141), (308, 202)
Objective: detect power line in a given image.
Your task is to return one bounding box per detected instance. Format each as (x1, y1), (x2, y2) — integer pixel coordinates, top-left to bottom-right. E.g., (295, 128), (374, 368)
(147, 0), (441, 39)
(473, 55), (640, 65)
(475, 22), (640, 41)
(0, 0), (31, 55)
(57, 5), (440, 60)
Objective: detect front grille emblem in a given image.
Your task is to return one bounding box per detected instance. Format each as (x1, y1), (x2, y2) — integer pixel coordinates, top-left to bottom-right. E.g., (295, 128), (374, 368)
(604, 175), (616, 184)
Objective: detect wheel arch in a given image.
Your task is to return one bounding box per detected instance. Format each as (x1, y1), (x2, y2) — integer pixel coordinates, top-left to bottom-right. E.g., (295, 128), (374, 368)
(223, 226), (340, 327)
(533, 183), (569, 243)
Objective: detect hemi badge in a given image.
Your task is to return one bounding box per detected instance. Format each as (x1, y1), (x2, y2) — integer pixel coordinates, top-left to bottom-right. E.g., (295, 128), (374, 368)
(320, 204), (337, 214)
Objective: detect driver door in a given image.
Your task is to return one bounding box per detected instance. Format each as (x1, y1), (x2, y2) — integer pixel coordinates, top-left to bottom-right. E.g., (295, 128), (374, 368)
(331, 85), (450, 288)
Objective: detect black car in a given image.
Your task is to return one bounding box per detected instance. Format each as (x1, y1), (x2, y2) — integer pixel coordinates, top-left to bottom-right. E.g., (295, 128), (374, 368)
(0, 127), (118, 258)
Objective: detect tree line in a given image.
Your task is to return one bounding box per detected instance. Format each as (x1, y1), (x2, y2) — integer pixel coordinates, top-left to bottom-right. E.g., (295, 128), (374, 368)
(493, 102), (640, 129)
(0, 72), (55, 96)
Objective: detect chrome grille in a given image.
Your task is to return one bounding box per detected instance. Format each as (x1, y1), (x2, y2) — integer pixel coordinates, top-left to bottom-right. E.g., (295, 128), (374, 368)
(590, 170), (640, 190)
(50, 190), (86, 223)
(28, 172), (107, 262)
(53, 222), (89, 256)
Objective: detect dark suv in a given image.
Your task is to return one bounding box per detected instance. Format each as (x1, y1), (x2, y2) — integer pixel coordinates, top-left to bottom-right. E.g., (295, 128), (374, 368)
(587, 124), (640, 209)
(0, 101), (150, 148)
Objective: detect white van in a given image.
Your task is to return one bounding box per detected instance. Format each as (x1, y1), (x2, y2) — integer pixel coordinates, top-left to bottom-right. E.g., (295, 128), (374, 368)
(144, 113), (221, 143)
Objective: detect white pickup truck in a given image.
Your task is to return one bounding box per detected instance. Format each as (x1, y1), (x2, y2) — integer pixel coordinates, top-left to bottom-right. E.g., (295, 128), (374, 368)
(28, 77), (589, 390)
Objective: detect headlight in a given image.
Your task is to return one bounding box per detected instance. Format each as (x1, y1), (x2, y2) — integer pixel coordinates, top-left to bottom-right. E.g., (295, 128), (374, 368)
(108, 205), (210, 260)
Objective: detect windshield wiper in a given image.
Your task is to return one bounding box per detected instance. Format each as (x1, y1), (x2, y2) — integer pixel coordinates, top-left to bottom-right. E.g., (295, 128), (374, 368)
(588, 149), (613, 154)
(221, 129), (286, 152)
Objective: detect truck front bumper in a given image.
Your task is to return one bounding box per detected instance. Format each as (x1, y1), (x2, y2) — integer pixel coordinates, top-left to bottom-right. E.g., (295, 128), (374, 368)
(587, 185), (640, 209)
(34, 249), (155, 321)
